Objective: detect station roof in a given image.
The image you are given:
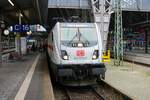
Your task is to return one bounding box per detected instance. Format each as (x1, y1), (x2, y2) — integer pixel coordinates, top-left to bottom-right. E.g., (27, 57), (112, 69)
(48, 0), (150, 12)
(0, 0), (48, 25)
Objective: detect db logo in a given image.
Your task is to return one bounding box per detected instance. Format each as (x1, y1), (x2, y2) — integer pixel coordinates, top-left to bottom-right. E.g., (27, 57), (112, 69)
(76, 50), (85, 57)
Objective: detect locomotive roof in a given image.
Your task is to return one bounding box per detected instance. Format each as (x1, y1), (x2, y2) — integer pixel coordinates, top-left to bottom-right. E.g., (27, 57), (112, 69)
(59, 22), (96, 28)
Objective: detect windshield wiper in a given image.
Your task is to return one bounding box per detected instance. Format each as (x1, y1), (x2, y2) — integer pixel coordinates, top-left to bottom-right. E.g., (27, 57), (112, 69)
(68, 28), (90, 44)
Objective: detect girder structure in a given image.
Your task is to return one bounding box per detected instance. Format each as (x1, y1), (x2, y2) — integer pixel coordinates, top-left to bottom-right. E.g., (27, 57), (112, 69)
(91, 0), (139, 66)
(113, 0), (139, 66)
(48, 0), (147, 11)
(114, 0), (123, 66)
(48, 0), (90, 9)
(121, 0), (141, 11)
(91, 0), (112, 52)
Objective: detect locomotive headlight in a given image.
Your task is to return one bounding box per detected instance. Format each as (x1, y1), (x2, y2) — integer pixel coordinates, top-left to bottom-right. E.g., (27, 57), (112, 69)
(92, 50), (99, 60)
(92, 55), (97, 59)
(61, 50), (69, 60)
(63, 55), (68, 60)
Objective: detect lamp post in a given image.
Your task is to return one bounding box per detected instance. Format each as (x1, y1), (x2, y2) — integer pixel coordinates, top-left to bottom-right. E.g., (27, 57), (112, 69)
(16, 12), (22, 58)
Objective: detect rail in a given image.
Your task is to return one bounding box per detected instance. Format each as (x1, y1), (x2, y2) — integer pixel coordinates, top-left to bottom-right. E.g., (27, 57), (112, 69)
(90, 87), (105, 100)
(63, 87), (72, 100)
(97, 80), (133, 100)
(53, 81), (133, 100)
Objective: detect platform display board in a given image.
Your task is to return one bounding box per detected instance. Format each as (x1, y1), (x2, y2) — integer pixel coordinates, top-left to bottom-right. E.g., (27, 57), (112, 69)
(12, 25), (30, 32)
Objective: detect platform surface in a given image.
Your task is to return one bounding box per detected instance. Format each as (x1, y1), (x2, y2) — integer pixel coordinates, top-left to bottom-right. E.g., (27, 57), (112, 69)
(0, 54), (36, 100)
(24, 53), (54, 100)
(105, 61), (150, 100)
(124, 50), (150, 65)
(0, 53), (54, 100)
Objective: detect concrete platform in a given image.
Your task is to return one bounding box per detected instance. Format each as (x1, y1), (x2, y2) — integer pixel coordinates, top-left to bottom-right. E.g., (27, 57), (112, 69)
(124, 51), (150, 65)
(24, 53), (54, 100)
(0, 53), (54, 100)
(105, 60), (150, 100)
(0, 53), (36, 100)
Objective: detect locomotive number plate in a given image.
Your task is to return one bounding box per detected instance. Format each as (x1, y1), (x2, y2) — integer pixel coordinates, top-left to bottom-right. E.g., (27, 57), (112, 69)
(76, 50), (85, 57)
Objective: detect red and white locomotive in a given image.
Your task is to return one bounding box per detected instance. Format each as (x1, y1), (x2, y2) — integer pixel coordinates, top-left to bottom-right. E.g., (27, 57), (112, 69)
(47, 22), (106, 86)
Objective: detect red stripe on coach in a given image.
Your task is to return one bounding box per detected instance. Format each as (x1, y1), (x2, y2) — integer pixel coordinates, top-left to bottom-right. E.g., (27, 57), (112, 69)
(48, 45), (53, 51)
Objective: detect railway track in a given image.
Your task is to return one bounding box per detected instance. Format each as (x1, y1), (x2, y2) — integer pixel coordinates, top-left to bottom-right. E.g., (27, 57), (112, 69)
(62, 86), (105, 100)
(90, 87), (105, 100)
(96, 80), (132, 100)
(63, 87), (72, 100)
(53, 81), (132, 100)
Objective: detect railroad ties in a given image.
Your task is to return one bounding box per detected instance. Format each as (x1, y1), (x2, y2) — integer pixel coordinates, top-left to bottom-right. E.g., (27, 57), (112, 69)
(53, 81), (132, 100)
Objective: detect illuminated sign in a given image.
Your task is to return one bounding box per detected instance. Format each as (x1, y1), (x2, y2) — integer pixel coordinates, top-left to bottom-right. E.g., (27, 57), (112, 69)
(12, 25), (30, 32)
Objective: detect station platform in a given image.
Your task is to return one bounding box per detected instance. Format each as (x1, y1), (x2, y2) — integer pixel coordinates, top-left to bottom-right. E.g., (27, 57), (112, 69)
(124, 50), (150, 65)
(0, 53), (54, 100)
(105, 60), (150, 100)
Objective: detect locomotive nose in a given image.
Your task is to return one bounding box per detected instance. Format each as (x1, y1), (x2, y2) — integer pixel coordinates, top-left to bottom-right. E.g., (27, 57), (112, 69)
(60, 47), (100, 64)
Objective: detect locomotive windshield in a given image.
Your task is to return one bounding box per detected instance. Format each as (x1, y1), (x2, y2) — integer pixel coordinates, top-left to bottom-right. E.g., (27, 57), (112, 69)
(61, 27), (98, 47)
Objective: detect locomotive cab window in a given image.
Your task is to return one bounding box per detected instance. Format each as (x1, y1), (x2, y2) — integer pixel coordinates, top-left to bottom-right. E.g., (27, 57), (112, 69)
(60, 26), (98, 47)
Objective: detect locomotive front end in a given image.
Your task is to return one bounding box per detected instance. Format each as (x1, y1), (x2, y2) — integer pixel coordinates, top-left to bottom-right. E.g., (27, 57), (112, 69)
(57, 23), (106, 86)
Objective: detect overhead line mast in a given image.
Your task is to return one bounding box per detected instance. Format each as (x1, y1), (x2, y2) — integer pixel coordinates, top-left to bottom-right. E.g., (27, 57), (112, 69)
(114, 0), (123, 66)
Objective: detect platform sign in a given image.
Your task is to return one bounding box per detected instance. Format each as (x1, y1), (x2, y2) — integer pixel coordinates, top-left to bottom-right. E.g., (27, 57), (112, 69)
(12, 25), (30, 32)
